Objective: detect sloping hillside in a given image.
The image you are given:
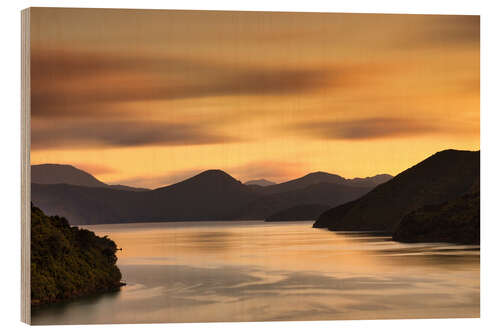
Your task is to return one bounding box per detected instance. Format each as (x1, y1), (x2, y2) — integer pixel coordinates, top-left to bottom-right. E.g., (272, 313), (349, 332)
(32, 164), (108, 187)
(392, 189), (479, 244)
(314, 150), (479, 232)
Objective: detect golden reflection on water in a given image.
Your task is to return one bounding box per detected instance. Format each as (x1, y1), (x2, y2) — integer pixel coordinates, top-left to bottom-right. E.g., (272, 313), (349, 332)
(32, 221), (479, 325)
(91, 221), (478, 274)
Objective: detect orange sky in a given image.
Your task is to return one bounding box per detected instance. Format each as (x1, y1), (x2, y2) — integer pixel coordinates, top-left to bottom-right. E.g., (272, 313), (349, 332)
(29, 8), (480, 188)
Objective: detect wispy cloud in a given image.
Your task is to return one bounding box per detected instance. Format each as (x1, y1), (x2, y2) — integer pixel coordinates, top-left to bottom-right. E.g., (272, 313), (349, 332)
(31, 47), (334, 119)
(289, 117), (439, 141)
(31, 120), (236, 150)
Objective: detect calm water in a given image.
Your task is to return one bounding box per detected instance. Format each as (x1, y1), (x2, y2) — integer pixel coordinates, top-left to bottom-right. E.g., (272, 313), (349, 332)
(32, 221), (480, 325)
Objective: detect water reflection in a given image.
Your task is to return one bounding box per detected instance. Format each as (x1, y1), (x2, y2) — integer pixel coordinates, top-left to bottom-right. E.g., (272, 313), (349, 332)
(184, 231), (235, 251)
(32, 221), (479, 325)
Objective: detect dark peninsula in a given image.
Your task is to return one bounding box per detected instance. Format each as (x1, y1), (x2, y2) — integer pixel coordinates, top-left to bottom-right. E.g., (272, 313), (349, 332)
(31, 205), (124, 306)
(314, 149), (480, 244)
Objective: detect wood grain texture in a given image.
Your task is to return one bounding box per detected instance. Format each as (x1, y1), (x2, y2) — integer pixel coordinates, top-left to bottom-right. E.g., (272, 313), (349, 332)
(21, 7), (31, 325)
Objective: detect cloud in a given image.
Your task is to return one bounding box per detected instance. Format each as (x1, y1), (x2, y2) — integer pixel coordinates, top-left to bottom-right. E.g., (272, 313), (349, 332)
(290, 117), (438, 141)
(418, 15), (479, 46)
(30, 47), (335, 119)
(31, 120), (235, 150)
(389, 15), (479, 49)
(29, 47), (367, 150)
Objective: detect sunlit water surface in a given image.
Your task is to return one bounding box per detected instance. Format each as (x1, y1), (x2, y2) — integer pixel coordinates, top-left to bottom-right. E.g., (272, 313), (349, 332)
(32, 221), (479, 325)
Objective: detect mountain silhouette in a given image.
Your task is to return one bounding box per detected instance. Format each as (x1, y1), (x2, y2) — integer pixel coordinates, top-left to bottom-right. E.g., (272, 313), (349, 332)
(260, 172), (392, 195)
(234, 182), (374, 220)
(349, 174), (394, 187)
(32, 169), (260, 224)
(31, 167), (388, 225)
(31, 164), (149, 191)
(32, 164), (108, 187)
(107, 184), (149, 192)
(141, 170), (260, 221)
(244, 179), (276, 187)
(313, 150), (480, 238)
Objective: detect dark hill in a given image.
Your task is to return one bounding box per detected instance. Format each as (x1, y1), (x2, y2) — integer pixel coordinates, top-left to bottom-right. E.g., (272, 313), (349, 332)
(142, 170), (260, 221)
(31, 204), (123, 305)
(32, 164), (149, 191)
(31, 170), (260, 225)
(314, 150), (480, 232)
(32, 164), (108, 188)
(265, 204), (332, 222)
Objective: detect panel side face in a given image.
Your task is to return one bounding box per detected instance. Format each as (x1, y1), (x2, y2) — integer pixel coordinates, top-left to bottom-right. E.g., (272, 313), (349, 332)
(21, 7), (31, 325)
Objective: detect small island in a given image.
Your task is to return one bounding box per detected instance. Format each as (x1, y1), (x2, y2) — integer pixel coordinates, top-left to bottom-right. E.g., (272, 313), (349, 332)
(31, 204), (124, 306)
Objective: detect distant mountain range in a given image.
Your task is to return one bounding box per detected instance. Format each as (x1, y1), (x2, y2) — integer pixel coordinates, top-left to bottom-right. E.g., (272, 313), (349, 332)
(244, 179), (276, 187)
(32, 164), (149, 191)
(313, 149), (480, 244)
(232, 182), (375, 220)
(31, 164), (392, 225)
(255, 172), (392, 195)
(32, 150), (480, 244)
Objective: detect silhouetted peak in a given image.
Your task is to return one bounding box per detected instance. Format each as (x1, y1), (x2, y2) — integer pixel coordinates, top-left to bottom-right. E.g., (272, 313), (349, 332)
(314, 148), (480, 232)
(31, 163), (108, 188)
(306, 171), (333, 176)
(177, 169), (242, 186)
(34, 163), (80, 170)
(197, 169), (233, 178)
(31, 164), (148, 191)
(152, 169), (243, 192)
(431, 149), (479, 159)
(244, 179), (276, 187)
(303, 171), (345, 181)
(402, 149), (479, 176)
(436, 149), (476, 154)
